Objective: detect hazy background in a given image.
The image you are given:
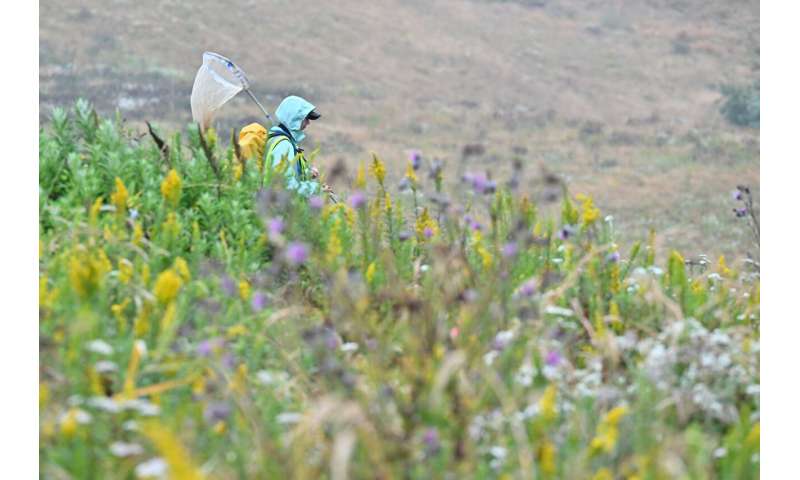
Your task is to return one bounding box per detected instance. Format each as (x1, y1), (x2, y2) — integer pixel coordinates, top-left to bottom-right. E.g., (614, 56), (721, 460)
(39, 0), (759, 258)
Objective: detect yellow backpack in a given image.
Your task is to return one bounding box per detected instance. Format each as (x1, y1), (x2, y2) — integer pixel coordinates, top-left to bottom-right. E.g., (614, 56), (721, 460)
(238, 123), (268, 163)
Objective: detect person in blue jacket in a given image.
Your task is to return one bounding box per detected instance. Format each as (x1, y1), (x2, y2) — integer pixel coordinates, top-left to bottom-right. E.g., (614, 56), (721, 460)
(265, 95), (331, 197)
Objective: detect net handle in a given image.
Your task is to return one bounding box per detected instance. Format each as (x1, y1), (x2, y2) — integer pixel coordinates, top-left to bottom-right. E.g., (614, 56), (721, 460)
(204, 51), (273, 124)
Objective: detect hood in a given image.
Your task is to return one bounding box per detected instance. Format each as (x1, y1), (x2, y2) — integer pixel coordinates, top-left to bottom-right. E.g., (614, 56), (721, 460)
(272, 95), (316, 144)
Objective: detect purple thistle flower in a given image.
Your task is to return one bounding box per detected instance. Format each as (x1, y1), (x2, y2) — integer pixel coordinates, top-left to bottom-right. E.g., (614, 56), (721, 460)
(251, 292), (268, 312)
(557, 225), (576, 241)
(268, 217), (285, 238)
(422, 428), (441, 456)
(424, 227), (434, 239)
(398, 230), (412, 242)
(410, 150), (422, 170)
(285, 242), (310, 266)
(502, 242), (518, 258)
(197, 338), (224, 357)
(309, 195), (324, 210)
(606, 251), (621, 263)
(349, 191), (366, 209)
(545, 350), (562, 367)
(204, 402), (231, 423)
(220, 276), (237, 297)
(731, 189), (743, 201)
(518, 278), (536, 297)
(470, 220), (483, 231)
(734, 207), (748, 218)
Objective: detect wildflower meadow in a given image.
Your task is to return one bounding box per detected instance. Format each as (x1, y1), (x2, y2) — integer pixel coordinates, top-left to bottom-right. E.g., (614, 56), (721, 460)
(39, 101), (759, 479)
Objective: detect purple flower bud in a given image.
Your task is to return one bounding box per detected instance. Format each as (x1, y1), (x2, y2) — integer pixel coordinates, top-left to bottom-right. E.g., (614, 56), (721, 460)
(502, 242), (518, 258)
(221, 276), (237, 297)
(422, 428), (441, 456)
(734, 207), (748, 218)
(398, 230), (412, 242)
(545, 350), (562, 367)
(309, 195), (325, 210)
(410, 150), (422, 170)
(349, 191), (366, 209)
(518, 279), (536, 297)
(424, 227), (434, 239)
(204, 402), (231, 423)
(251, 292), (267, 312)
(470, 220), (482, 231)
(731, 189), (743, 201)
(557, 225), (576, 241)
(606, 251), (621, 263)
(398, 177), (411, 191)
(285, 242), (310, 266)
(197, 338), (224, 357)
(268, 217), (285, 238)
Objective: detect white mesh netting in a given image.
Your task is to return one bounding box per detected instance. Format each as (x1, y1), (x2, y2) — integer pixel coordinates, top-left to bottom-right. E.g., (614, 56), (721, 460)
(190, 52), (244, 130)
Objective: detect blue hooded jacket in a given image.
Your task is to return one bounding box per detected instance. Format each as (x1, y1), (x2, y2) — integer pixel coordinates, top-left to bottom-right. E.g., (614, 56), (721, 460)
(267, 95), (319, 197)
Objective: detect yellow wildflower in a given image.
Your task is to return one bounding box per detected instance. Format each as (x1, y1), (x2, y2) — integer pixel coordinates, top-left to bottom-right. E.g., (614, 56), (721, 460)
(415, 208), (439, 240)
(161, 301), (178, 331)
(118, 259), (134, 284)
(591, 405), (628, 455)
(747, 422), (760, 448)
(134, 303), (152, 337)
(60, 408), (80, 438)
(140, 421), (205, 480)
(227, 324), (248, 338)
(162, 212), (181, 240)
(89, 196), (103, 226)
(477, 245), (493, 269)
(384, 191), (392, 213)
(355, 162), (366, 189)
(592, 468), (613, 480)
(238, 279), (251, 300)
(213, 421), (227, 435)
(718, 255), (734, 278)
(160, 169), (182, 207)
(539, 384), (557, 422)
(405, 161), (417, 184)
(576, 193), (600, 227)
(132, 221), (144, 247)
(365, 262), (377, 284)
(609, 301), (622, 332)
(68, 246), (108, 298)
(141, 263), (151, 286)
(174, 257), (191, 283)
(154, 269), (182, 305)
(539, 440), (556, 477)
(370, 153), (386, 185)
(111, 177), (128, 214)
(327, 220), (343, 265)
(39, 382), (49, 410)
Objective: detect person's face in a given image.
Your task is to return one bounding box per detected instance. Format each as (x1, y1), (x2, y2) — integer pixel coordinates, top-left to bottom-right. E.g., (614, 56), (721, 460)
(301, 117), (310, 131)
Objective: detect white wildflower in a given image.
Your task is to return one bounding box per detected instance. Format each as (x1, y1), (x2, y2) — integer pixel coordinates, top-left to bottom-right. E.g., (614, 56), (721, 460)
(340, 342), (359, 353)
(86, 339), (114, 355)
(87, 396), (121, 413)
(110, 441), (144, 457)
(276, 412), (303, 424)
(94, 360), (118, 373)
(544, 305), (574, 317)
(135, 457), (168, 479)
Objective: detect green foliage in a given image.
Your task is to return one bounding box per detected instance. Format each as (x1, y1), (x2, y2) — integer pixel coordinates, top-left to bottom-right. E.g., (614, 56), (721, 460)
(39, 101), (759, 479)
(720, 81), (760, 128)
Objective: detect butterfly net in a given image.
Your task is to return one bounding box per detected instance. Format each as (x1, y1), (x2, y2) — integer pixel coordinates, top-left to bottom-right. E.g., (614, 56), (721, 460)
(190, 52), (244, 130)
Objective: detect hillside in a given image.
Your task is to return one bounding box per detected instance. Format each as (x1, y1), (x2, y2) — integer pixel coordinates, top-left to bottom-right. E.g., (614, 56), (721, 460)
(39, 0), (760, 257)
